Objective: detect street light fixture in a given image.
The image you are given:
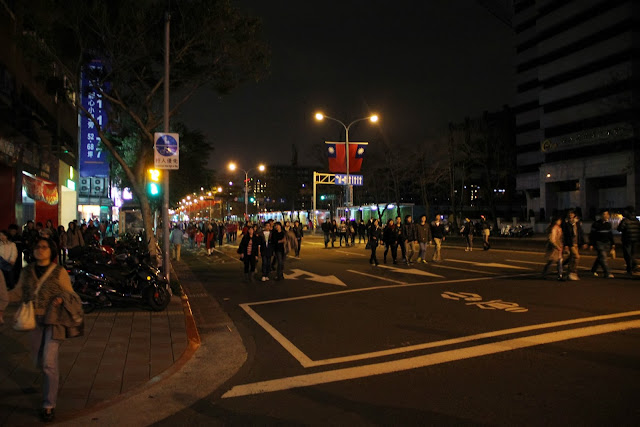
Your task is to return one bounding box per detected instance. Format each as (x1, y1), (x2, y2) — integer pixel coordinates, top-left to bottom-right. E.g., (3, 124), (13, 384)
(228, 162), (266, 220)
(314, 111), (379, 208)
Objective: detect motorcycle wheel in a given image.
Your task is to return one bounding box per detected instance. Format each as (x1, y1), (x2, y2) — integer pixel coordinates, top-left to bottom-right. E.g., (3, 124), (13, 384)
(147, 286), (171, 311)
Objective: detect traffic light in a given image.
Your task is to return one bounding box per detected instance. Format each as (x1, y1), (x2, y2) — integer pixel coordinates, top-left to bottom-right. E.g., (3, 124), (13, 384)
(249, 196), (256, 203)
(147, 168), (161, 197)
(320, 195), (326, 200)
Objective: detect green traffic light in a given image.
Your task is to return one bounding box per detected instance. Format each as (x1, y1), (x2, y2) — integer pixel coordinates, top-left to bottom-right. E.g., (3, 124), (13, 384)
(148, 182), (160, 196)
(320, 195), (326, 200)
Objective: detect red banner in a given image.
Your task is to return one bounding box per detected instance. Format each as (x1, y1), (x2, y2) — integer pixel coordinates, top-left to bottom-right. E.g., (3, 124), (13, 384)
(326, 142), (367, 173)
(22, 174), (59, 205)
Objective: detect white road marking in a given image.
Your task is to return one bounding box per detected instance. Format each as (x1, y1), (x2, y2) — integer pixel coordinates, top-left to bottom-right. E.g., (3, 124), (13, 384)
(346, 269), (407, 284)
(377, 265), (444, 278)
(222, 317), (640, 398)
(429, 263), (500, 275)
(334, 250), (367, 256)
(238, 272), (534, 368)
(245, 274), (524, 307)
(213, 247), (242, 263)
(283, 269), (347, 287)
(239, 304), (314, 366)
(446, 259), (530, 270)
(506, 259), (545, 265)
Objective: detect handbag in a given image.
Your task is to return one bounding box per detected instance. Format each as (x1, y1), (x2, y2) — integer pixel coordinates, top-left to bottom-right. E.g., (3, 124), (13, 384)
(13, 264), (56, 331)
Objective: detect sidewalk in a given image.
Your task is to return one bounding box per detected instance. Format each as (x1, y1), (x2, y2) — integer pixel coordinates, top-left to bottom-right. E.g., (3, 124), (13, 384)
(0, 293), (188, 425)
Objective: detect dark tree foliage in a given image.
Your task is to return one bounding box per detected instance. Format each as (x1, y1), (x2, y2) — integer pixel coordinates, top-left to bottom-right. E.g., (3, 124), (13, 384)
(17, 0), (269, 254)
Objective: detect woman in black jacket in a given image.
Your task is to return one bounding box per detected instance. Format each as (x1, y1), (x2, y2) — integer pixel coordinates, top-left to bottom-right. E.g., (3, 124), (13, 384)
(237, 226), (260, 282)
(369, 219), (381, 265)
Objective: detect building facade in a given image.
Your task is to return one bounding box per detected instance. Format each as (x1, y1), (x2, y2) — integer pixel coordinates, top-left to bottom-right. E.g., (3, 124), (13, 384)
(514, 0), (639, 220)
(0, 4), (78, 229)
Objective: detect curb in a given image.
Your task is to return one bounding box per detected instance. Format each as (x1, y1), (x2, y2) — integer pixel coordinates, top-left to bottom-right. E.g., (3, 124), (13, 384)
(54, 268), (201, 424)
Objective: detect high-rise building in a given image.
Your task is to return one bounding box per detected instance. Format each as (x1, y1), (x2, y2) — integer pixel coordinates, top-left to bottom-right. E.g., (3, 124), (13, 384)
(514, 0), (638, 220)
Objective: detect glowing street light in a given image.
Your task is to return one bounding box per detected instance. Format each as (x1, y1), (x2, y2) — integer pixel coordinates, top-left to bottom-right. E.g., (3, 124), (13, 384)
(227, 162), (266, 219)
(314, 111), (379, 207)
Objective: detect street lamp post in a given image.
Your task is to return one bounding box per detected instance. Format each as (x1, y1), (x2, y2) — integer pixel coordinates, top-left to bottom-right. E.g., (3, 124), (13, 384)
(315, 113), (378, 208)
(228, 162), (265, 221)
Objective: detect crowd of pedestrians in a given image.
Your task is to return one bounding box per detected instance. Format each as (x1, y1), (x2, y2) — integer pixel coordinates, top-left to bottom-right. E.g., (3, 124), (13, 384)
(539, 206), (640, 280)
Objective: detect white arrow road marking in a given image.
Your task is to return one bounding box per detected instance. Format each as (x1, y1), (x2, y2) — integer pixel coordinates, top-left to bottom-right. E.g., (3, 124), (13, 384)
(446, 259), (531, 270)
(222, 317), (640, 398)
(334, 250), (367, 256)
(377, 265), (444, 278)
(283, 269), (347, 287)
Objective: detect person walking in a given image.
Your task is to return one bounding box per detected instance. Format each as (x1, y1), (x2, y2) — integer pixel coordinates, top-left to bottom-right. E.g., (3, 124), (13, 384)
(217, 221), (225, 247)
(57, 226), (67, 265)
(416, 215), (431, 263)
(0, 230), (18, 323)
(402, 215), (417, 264)
(237, 226), (260, 282)
(589, 209), (615, 278)
(338, 220), (348, 247)
(195, 228), (204, 249)
(187, 225), (196, 249)
(321, 220), (331, 248)
(330, 219), (338, 248)
(480, 215), (491, 250)
(7, 236), (83, 422)
(169, 224), (184, 262)
(65, 222), (84, 260)
(292, 220), (303, 258)
(368, 218), (381, 265)
(542, 216), (564, 280)
(562, 209), (586, 281)
(358, 220), (366, 244)
(271, 222), (286, 280)
(617, 206), (640, 276)
(382, 219), (398, 264)
(430, 215), (446, 262)
(461, 218), (474, 251)
(393, 216), (407, 263)
(204, 223), (216, 256)
(258, 222), (274, 281)
(0, 229), (18, 292)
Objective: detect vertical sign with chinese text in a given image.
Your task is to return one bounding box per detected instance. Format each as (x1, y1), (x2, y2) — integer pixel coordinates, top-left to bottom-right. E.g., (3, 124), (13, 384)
(79, 60), (109, 177)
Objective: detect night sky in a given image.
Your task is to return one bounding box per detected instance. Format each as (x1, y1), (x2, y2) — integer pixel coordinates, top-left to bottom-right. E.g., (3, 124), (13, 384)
(178, 0), (515, 172)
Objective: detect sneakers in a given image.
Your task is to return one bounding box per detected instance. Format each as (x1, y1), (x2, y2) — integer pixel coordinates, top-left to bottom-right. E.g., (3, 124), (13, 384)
(261, 276), (267, 282)
(464, 248), (469, 252)
(567, 273), (580, 281)
(422, 259), (428, 264)
(605, 273), (615, 279)
(417, 257), (422, 262)
(592, 272), (598, 277)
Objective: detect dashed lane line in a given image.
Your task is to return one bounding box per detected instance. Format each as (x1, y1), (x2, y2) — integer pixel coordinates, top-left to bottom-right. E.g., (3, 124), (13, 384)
(222, 317), (640, 398)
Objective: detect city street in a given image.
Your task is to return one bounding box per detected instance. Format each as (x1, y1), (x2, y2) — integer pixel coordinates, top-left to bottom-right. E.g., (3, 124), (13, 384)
(158, 235), (640, 426)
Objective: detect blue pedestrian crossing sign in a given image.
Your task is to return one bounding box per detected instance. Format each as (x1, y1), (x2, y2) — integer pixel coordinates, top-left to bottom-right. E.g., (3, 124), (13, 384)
(154, 132), (179, 170)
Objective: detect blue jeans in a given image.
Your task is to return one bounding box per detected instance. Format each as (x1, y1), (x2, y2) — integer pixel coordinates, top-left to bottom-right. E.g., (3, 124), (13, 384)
(262, 254), (272, 277)
(591, 241), (611, 275)
(418, 242), (428, 260)
(30, 323), (61, 409)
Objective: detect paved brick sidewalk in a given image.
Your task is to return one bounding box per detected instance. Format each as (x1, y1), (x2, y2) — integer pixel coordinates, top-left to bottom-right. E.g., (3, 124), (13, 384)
(0, 295), (187, 426)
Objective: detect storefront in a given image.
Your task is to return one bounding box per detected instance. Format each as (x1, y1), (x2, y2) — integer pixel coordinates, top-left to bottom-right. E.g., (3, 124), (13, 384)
(21, 171), (59, 227)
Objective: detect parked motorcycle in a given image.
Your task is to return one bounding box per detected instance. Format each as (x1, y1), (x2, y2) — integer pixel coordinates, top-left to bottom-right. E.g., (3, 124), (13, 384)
(66, 239), (170, 313)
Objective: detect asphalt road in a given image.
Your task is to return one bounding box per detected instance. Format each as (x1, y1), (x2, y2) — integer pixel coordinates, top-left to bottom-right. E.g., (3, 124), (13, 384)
(159, 235), (640, 426)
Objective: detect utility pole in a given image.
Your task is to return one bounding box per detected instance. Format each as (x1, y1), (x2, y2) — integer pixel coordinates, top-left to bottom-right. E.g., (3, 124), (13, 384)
(162, 10), (171, 282)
